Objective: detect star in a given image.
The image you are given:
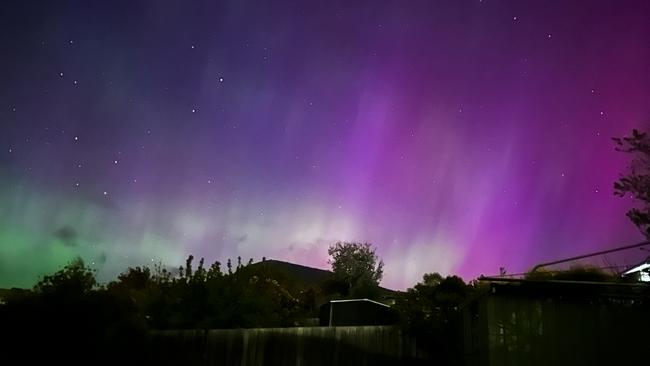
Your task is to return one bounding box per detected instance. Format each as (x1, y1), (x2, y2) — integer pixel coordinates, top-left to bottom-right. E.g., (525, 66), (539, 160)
(191, 108), (196, 113)
(59, 72), (64, 78)
(113, 160), (119, 164)
(218, 77), (224, 82)
(103, 191), (108, 196)
(74, 136), (79, 141)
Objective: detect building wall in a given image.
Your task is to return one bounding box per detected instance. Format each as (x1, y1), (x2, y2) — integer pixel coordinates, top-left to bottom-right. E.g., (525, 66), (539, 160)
(465, 290), (650, 366)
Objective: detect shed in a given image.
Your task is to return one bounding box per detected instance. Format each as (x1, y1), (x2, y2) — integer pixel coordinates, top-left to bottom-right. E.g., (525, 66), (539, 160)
(319, 299), (398, 326)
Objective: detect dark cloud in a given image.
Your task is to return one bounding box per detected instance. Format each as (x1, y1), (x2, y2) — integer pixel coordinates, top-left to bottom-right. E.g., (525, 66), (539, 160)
(97, 252), (108, 264)
(234, 234), (248, 244)
(53, 226), (78, 247)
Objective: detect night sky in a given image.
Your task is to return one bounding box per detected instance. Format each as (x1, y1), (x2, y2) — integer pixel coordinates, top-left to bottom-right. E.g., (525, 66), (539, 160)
(1, 1), (649, 289)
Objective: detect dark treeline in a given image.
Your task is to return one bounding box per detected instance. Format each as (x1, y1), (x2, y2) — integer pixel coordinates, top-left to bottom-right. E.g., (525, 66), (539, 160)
(0, 241), (626, 365)
(0, 248), (476, 365)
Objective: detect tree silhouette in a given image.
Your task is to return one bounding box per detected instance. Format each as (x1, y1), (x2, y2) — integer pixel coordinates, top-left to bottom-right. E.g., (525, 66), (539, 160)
(34, 257), (96, 296)
(327, 241), (384, 298)
(614, 129), (650, 237)
(394, 273), (472, 364)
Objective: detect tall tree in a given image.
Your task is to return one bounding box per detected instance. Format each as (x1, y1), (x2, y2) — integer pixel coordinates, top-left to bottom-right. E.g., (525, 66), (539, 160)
(394, 273), (471, 364)
(327, 241), (384, 297)
(34, 257), (96, 296)
(613, 129), (650, 237)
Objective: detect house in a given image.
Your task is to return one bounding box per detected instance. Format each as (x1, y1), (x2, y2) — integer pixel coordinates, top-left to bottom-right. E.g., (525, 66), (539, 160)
(621, 256), (650, 282)
(319, 298), (398, 326)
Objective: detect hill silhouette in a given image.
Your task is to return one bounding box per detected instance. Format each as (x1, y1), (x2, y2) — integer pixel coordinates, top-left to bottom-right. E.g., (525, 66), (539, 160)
(250, 259), (332, 285)
(250, 259), (396, 296)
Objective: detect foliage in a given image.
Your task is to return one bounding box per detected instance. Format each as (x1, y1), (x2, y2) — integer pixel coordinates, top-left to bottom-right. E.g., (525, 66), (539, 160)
(395, 273), (471, 332)
(1, 258), (147, 365)
(327, 241), (384, 298)
(394, 273), (474, 365)
(34, 257), (96, 296)
(105, 255), (310, 329)
(613, 129), (650, 237)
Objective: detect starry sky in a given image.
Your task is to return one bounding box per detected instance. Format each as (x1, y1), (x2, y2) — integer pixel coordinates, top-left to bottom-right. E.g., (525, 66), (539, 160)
(1, 0), (649, 289)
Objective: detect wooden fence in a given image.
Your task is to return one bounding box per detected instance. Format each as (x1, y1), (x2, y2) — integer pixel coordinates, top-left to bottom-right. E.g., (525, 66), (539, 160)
(148, 325), (432, 366)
